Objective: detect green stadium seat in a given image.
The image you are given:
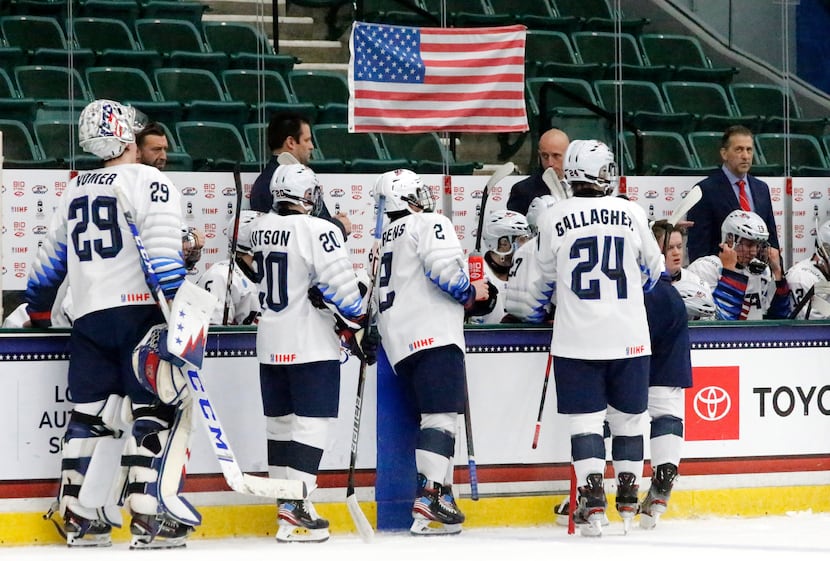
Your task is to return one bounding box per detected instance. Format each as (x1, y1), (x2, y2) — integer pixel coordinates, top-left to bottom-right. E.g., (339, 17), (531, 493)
(175, 120), (257, 172)
(0, 118), (59, 167)
(15, 65), (90, 101)
(572, 31), (671, 82)
(203, 22), (297, 78)
(222, 69), (319, 125)
(288, 70), (348, 124)
(552, 0), (649, 35)
(755, 133), (828, 175)
(381, 132), (479, 174)
(140, 0), (207, 28)
(0, 14), (95, 67)
(662, 81), (761, 132)
(34, 119), (102, 169)
(594, 79), (693, 134)
(79, 0), (140, 30)
(488, 0), (580, 33)
(135, 18), (228, 76)
(86, 66), (184, 125)
(687, 131), (725, 170)
(622, 130), (700, 175)
(526, 30), (603, 81)
(730, 82), (829, 136)
(155, 67), (248, 129)
(639, 33), (738, 84)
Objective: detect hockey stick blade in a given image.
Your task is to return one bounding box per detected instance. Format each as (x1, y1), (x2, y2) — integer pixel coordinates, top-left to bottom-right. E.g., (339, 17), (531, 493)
(668, 185), (702, 227)
(277, 152), (300, 166)
(347, 494), (374, 542)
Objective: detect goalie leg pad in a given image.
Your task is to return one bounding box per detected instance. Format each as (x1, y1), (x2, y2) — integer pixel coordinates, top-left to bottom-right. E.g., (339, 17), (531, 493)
(54, 397), (127, 546)
(122, 401), (201, 527)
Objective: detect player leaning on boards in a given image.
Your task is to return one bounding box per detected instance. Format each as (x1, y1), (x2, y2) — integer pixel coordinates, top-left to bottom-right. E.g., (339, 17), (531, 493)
(525, 140), (665, 537)
(371, 169), (495, 535)
(24, 100), (197, 548)
(249, 164), (372, 543)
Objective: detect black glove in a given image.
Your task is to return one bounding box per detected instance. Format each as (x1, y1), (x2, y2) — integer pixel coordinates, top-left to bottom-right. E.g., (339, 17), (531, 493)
(308, 286), (328, 310)
(465, 281), (499, 318)
(360, 325), (380, 366)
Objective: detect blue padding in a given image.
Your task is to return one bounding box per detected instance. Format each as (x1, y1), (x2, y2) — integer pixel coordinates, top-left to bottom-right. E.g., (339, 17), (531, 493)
(375, 346), (419, 531)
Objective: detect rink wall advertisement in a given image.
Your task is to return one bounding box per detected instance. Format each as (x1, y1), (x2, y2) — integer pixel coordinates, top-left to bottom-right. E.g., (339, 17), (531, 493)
(1, 323), (829, 488)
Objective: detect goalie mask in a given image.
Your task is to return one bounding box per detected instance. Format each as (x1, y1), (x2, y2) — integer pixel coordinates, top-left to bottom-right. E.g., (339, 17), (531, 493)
(270, 164), (321, 213)
(79, 99), (147, 160)
(563, 139), (618, 196)
(483, 209), (530, 257)
(132, 324), (188, 405)
(721, 210), (769, 273)
(373, 169), (435, 214)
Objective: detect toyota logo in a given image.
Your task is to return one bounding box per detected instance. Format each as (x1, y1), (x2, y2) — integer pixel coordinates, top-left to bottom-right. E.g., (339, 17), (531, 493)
(693, 385), (731, 421)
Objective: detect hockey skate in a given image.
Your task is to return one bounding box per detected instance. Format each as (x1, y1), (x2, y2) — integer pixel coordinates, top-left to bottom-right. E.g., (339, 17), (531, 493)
(640, 463), (678, 530)
(410, 475), (464, 536)
(130, 513), (193, 549)
(60, 508), (113, 547)
(615, 472), (639, 534)
(572, 473), (607, 537)
(276, 499), (330, 543)
(554, 497), (609, 527)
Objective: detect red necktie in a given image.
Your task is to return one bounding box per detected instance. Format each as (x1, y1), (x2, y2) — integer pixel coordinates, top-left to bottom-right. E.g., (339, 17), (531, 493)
(737, 179), (750, 211)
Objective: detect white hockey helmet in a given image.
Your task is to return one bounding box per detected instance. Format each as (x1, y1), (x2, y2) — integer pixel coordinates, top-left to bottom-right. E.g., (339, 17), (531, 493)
(674, 276), (716, 320)
(815, 219), (830, 267)
(373, 169), (435, 214)
(79, 99), (146, 160)
(270, 164), (321, 213)
(721, 210), (769, 245)
(233, 210), (264, 255)
(525, 195), (557, 234)
(563, 139), (618, 195)
(483, 209), (530, 256)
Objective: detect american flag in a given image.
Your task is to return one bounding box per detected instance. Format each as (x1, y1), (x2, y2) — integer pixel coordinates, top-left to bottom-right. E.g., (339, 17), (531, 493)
(348, 22), (528, 133)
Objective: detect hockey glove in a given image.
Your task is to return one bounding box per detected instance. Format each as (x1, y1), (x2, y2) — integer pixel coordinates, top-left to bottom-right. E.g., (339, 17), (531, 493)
(308, 286), (329, 309)
(148, 256), (187, 300)
(360, 325), (380, 366)
(465, 280), (499, 318)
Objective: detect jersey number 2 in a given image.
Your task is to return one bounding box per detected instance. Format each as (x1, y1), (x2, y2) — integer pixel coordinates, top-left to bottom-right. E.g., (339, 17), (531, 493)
(69, 195), (123, 261)
(570, 235), (627, 300)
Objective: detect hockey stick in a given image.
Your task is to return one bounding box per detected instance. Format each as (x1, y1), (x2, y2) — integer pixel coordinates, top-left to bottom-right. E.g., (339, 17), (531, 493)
(345, 194), (386, 542)
(531, 353), (553, 449)
(668, 185), (702, 227)
(462, 371), (479, 501)
(112, 187), (306, 500)
(789, 284), (815, 319)
(222, 166), (244, 325)
(567, 465), (576, 535)
(473, 162), (516, 255)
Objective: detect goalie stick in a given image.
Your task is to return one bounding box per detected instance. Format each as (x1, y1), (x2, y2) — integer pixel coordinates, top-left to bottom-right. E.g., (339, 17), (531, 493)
(222, 166), (244, 325)
(112, 186), (306, 500)
(345, 195), (386, 542)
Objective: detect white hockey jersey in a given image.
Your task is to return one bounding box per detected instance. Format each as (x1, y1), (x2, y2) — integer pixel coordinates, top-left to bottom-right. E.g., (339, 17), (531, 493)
(466, 258), (508, 325)
(25, 164), (183, 321)
(251, 212), (363, 365)
(195, 260), (261, 325)
(529, 195), (664, 360)
(785, 257), (830, 319)
(375, 211), (469, 366)
(504, 239), (550, 322)
(687, 255), (775, 320)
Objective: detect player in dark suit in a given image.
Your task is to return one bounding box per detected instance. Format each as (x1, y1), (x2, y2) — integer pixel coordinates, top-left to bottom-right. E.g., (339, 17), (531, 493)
(686, 125), (779, 263)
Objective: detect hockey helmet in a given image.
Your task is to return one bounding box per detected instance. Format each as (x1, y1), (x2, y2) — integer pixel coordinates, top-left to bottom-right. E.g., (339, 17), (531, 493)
(181, 226), (204, 271)
(525, 195), (557, 235)
(79, 99), (147, 160)
(674, 276), (716, 320)
(815, 219), (830, 268)
(233, 210), (264, 255)
(270, 164), (321, 213)
(373, 169), (435, 214)
(563, 139), (618, 195)
(483, 209), (530, 256)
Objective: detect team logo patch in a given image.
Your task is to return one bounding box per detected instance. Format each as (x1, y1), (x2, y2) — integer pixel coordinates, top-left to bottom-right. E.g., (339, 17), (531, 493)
(685, 366), (740, 441)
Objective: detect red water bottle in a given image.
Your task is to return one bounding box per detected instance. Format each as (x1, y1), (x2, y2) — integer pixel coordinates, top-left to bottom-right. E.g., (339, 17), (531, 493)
(468, 254), (484, 282)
